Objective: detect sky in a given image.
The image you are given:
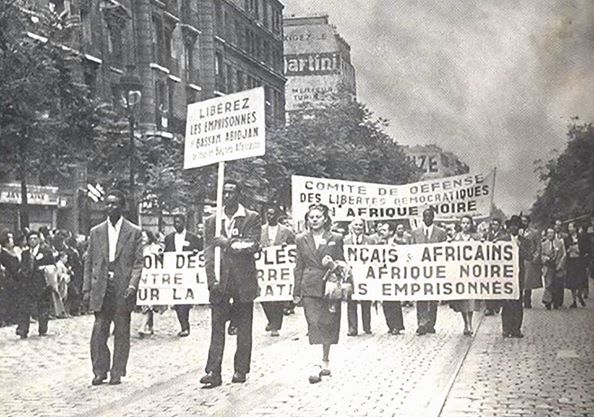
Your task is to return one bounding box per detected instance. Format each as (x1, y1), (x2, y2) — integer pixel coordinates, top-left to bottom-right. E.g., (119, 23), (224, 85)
(282, 0), (594, 215)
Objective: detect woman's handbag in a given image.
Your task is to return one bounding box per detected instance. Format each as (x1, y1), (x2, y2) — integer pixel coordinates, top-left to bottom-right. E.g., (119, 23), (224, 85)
(322, 261), (353, 301)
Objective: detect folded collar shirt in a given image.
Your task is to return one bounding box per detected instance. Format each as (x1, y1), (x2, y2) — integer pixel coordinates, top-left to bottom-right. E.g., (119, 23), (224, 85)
(174, 230), (187, 252)
(107, 217), (123, 262)
(223, 204), (246, 238)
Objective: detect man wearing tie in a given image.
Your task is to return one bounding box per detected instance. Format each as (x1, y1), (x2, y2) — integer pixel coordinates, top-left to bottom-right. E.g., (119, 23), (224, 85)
(410, 208), (447, 336)
(200, 180), (261, 388)
(260, 204), (295, 337)
(345, 217), (376, 336)
(83, 190), (143, 386)
(164, 213), (203, 337)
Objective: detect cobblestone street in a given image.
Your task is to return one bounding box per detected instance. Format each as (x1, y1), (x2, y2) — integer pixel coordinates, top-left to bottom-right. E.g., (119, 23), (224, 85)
(1, 287), (593, 417)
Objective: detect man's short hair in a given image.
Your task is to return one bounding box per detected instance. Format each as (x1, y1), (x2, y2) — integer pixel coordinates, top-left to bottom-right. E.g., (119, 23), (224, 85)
(174, 213), (186, 223)
(106, 189), (126, 206)
(224, 179), (241, 193)
(27, 230), (40, 240)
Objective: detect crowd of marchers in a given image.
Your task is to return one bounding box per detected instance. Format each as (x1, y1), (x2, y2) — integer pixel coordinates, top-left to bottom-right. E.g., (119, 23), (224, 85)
(1, 185), (593, 387)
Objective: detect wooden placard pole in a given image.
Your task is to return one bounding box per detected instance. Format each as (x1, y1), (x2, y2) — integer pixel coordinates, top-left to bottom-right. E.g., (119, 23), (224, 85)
(214, 161), (225, 282)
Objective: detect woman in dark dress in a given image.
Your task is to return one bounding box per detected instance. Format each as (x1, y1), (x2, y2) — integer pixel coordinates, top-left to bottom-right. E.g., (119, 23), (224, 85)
(293, 204), (345, 384)
(564, 222), (589, 308)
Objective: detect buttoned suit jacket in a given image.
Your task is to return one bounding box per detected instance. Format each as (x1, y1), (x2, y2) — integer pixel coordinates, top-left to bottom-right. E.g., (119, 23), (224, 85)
(344, 234), (377, 245)
(163, 231), (203, 253)
(20, 246), (55, 299)
(410, 225), (448, 245)
(82, 218), (143, 312)
(260, 224), (295, 248)
(204, 208), (261, 303)
(294, 230), (345, 298)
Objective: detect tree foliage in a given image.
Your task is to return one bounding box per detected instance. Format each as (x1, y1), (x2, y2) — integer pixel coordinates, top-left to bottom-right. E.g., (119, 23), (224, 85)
(531, 119), (594, 227)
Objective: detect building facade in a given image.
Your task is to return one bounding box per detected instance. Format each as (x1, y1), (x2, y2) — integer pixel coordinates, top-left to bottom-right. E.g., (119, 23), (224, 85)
(403, 144), (469, 180)
(0, 0), (285, 234)
(283, 15), (356, 112)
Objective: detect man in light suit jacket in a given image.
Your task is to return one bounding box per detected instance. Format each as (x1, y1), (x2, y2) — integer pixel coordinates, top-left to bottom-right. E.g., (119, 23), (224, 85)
(164, 213), (203, 337)
(345, 217), (376, 336)
(83, 190), (143, 386)
(260, 204), (295, 337)
(200, 180), (261, 388)
(410, 208), (447, 335)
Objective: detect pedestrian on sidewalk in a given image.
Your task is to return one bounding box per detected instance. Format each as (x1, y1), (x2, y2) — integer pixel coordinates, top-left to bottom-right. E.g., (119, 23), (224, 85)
(502, 216), (525, 338)
(260, 203), (295, 337)
(541, 226), (566, 310)
(293, 204), (345, 384)
(16, 231), (56, 338)
(164, 214), (203, 337)
(563, 222), (589, 308)
(200, 180), (261, 388)
(449, 215), (482, 336)
(0, 231), (21, 329)
(83, 190), (143, 386)
(382, 222), (408, 335)
(344, 217), (375, 336)
(137, 230), (165, 337)
(521, 215), (543, 308)
(411, 208), (447, 336)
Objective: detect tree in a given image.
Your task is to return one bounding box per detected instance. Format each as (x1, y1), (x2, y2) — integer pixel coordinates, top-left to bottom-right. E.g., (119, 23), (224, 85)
(248, 92), (420, 208)
(531, 119), (594, 227)
(0, 1), (112, 228)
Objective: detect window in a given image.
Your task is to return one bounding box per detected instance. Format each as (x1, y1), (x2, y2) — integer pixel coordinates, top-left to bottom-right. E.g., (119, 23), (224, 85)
(226, 64), (233, 93)
(263, 0), (269, 28)
(237, 70), (244, 91)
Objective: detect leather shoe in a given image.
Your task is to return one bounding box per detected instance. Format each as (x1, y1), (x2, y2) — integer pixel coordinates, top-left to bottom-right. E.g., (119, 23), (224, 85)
(416, 326), (427, 336)
(426, 327), (436, 334)
(108, 375), (121, 385)
(265, 323), (272, 332)
(389, 329), (401, 336)
(510, 332), (524, 338)
(177, 329), (190, 337)
(270, 330), (279, 337)
(231, 372), (246, 383)
(347, 330), (357, 336)
(308, 374), (321, 384)
(92, 375), (107, 386)
(200, 372), (222, 388)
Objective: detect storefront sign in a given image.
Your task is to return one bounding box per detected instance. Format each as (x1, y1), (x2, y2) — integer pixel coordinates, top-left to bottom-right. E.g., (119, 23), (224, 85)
(0, 183), (60, 206)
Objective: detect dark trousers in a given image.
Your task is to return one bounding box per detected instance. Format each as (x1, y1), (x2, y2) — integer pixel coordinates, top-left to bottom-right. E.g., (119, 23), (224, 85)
(16, 287), (51, 336)
(347, 299), (371, 333)
(552, 277), (565, 307)
(90, 284), (131, 378)
(206, 298), (253, 375)
(523, 289), (532, 306)
(174, 304), (191, 331)
(501, 298), (523, 335)
(416, 300), (437, 330)
(382, 301), (404, 331)
(485, 300), (501, 313)
(261, 301), (284, 331)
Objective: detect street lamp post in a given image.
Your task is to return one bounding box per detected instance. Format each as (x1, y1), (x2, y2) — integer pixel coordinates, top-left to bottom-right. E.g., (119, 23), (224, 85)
(119, 65), (143, 224)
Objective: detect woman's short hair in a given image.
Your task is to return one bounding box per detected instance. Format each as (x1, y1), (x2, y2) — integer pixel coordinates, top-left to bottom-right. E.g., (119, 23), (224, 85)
(142, 229), (155, 244)
(305, 204), (333, 231)
(0, 229), (13, 246)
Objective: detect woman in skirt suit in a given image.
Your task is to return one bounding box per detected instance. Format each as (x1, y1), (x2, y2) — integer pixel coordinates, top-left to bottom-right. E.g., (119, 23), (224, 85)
(293, 204), (345, 384)
(449, 215), (482, 336)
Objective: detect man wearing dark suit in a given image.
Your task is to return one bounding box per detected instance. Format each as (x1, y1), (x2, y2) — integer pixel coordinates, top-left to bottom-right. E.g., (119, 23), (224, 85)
(345, 217), (375, 336)
(260, 204), (295, 337)
(83, 190), (143, 386)
(164, 213), (203, 337)
(410, 208), (447, 335)
(485, 218), (508, 315)
(200, 180), (261, 388)
(16, 230), (55, 338)
(502, 215), (525, 338)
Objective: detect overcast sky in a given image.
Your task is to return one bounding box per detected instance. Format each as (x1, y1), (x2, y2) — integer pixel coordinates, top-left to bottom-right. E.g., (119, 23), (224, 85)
(282, 0), (594, 215)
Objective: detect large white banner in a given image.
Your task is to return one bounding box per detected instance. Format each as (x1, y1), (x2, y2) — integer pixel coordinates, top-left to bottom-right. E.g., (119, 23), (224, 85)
(348, 241), (519, 301)
(183, 87), (266, 169)
(291, 170), (495, 223)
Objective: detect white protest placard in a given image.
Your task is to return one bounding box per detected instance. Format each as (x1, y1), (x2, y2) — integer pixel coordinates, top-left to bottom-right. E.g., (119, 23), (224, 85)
(348, 241), (519, 301)
(291, 170), (495, 223)
(254, 245), (296, 302)
(137, 252), (210, 305)
(183, 87), (266, 169)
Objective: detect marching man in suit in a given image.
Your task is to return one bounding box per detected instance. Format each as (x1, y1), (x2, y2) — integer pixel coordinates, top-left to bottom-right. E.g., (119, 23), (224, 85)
(164, 213), (203, 337)
(260, 204), (295, 337)
(83, 190), (143, 386)
(200, 180), (262, 388)
(410, 208), (447, 335)
(16, 230), (55, 338)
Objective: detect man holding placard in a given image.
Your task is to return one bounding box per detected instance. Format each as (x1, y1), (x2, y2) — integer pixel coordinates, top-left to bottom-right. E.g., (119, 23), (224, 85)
(411, 208), (447, 336)
(200, 180), (262, 388)
(164, 213), (203, 337)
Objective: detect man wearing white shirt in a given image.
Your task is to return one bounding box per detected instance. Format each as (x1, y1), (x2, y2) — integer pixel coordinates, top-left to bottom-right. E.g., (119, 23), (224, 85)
(83, 190), (143, 386)
(163, 213), (203, 337)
